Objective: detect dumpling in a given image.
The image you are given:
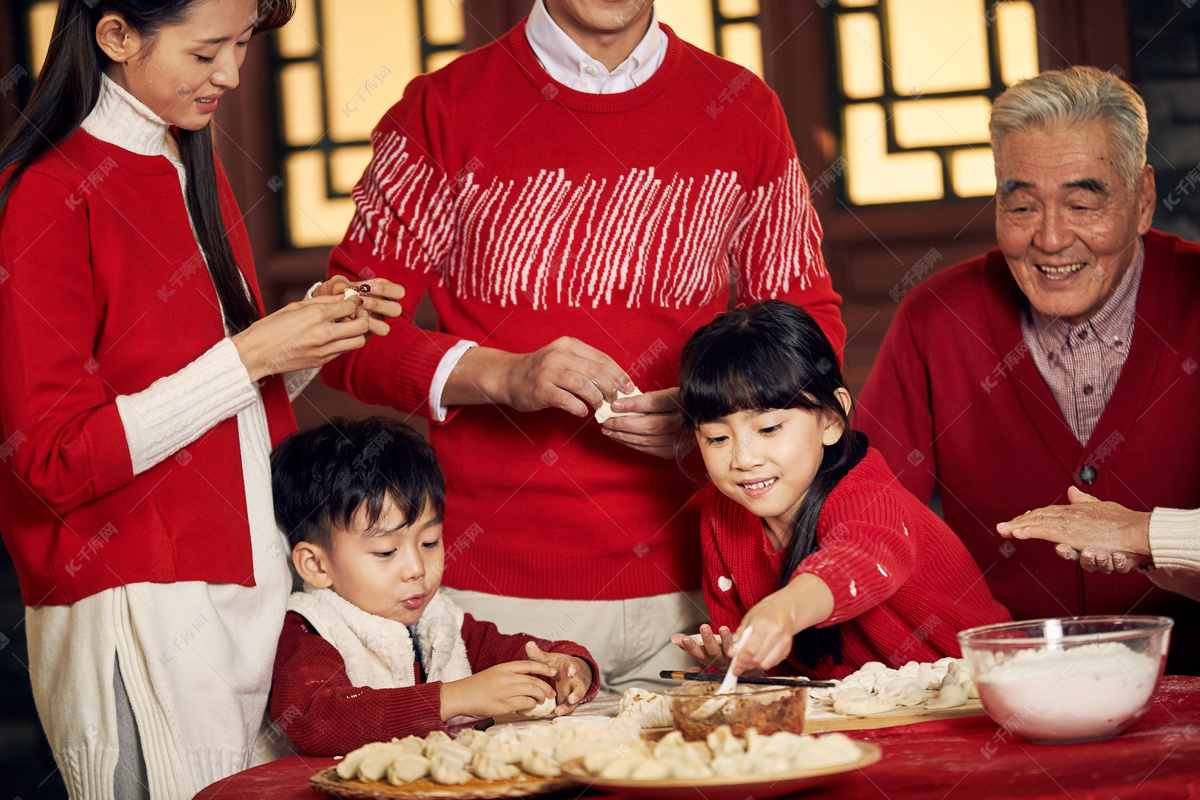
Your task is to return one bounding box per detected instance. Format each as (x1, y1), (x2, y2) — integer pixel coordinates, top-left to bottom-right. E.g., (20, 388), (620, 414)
(521, 752), (562, 778)
(454, 729), (484, 750)
(670, 759), (715, 779)
(617, 688), (673, 728)
(519, 695), (557, 718)
(386, 753), (430, 785)
(357, 748), (398, 782)
(630, 759), (674, 781)
(706, 725), (744, 757)
(553, 740), (590, 764)
(422, 731), (454, 757)
(917, 662), (945, 690)
(881, 676), (926, 707)
(832, 692), (897, 716)
(709, 755), (744, 777)
(584, 747), (625, 774)
(926, 682), (968, 709)
(859, 661), (887, 674)
(742, 728), (767, 757)
(472, 753), (519, 781)
(429, 755), (472, 785)
(336, 742), (390, 779)
(598, 754), (647, 780)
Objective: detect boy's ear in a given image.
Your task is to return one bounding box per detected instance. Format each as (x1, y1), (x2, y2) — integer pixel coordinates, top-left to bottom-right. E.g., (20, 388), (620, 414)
(821, 388), (854, 446)
(292, 542), (333, 589)
(95, 14), (143, 64)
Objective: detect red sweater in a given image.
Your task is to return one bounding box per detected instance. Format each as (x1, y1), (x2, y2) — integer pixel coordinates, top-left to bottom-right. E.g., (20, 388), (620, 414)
(856, 230), (1200, 671)
(701, 449), (1010, 680)
(323, 20), (844, 602)
(0, 131), (296, 606)
(269, 610), (601, 755)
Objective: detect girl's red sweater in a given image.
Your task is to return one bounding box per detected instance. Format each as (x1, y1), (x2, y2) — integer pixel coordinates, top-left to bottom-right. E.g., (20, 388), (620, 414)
(322, 20), (844, 603)
(701, 448), (1011, 679)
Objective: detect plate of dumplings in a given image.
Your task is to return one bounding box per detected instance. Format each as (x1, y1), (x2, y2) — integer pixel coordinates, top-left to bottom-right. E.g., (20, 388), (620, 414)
(559, 727), (880, 800)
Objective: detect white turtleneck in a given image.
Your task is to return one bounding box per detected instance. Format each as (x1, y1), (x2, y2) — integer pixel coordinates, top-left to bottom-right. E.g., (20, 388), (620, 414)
(25, 73), (295, 800)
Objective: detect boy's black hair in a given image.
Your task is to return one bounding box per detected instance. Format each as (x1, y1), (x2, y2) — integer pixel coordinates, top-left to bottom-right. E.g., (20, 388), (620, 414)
(678, 299), (870, 671)
(271, 417), (446, 551)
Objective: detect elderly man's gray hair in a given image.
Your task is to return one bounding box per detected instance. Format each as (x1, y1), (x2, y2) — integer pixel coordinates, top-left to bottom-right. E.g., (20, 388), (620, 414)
(989, 65), (1148, 190)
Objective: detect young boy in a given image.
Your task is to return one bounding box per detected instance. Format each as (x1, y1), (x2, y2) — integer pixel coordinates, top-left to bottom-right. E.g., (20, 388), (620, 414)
(267, 418), (599, 756)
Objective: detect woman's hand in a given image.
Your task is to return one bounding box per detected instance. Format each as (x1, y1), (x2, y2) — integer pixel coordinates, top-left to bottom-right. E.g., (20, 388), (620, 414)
(602, 388), (684, 459)
(232, 295), (370, 382)
(438, 660), (556, 720)
(312, 276), (406, 339)
(523, 642), (591, 716)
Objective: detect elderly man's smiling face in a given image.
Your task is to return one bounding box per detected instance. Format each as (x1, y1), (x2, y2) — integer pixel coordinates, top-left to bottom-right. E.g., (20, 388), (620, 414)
(994, 119), (1155, 325)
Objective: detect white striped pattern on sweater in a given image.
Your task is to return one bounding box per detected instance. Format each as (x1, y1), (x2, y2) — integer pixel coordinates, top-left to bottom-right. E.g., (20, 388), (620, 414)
(347, 131), (826, 309)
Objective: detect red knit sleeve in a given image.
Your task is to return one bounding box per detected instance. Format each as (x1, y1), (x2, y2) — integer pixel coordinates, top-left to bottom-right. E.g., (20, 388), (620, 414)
(791, 490), (915, 626)
(856, 297), (937, 503)
(700, 491), (744, 634)
(0, 168), (135, 515)
(270, 612), (448, 756)
(730, 87), (844, 362)
(321, 74), (465, 421)
(459, 614), (601, 704)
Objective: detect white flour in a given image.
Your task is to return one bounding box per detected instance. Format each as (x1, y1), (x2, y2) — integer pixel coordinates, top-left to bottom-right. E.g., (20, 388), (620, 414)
(975, 641), (1160, 741)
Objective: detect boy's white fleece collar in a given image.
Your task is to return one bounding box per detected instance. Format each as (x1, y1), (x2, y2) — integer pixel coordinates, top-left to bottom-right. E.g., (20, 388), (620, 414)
(287, 587), (473, 688)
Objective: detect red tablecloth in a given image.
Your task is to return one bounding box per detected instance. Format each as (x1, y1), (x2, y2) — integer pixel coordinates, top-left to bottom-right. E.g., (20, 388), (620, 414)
(197, 676), (1200, 800)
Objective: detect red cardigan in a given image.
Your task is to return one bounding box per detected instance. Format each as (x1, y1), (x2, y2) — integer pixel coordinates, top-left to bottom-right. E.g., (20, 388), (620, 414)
(857, 230), (1200, 671)
(0, 130), (296, 606)
(322, 20), (844, 604)
(701, 449), (1011, 680)
(269, 610), (602, 755)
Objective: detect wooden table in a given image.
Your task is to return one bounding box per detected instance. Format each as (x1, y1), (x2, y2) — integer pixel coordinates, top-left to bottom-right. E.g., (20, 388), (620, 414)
(196, 676), (1200, 800)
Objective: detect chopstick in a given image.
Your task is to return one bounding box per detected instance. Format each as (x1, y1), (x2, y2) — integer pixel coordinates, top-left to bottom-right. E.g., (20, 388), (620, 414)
(659, 671), (835, 688)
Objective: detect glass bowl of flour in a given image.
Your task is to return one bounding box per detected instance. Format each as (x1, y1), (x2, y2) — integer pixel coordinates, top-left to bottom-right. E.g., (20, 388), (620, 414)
(957, 615), (1172, 744)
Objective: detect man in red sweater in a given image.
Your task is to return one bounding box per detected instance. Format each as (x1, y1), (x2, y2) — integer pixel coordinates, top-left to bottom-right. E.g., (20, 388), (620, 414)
(321, 0), (843, 689)
(858, 66), (1200, 674)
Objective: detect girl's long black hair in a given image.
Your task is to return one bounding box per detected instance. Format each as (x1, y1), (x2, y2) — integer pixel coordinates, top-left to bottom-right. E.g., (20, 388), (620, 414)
(0, 0), (293, 335)
(678, 299), (869, 670)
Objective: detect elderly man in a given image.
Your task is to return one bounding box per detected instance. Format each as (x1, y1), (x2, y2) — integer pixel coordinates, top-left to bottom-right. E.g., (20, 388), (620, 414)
(858, 66), (1200, 672)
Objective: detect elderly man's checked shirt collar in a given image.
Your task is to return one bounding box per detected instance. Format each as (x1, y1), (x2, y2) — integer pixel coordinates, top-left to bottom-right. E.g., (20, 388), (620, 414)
(1019, 237), (1145, 444)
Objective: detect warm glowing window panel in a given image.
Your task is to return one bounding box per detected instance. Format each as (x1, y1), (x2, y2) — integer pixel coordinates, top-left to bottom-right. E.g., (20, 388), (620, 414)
(286, 152), (357, 249)
(720, 0), (760, 17)
(951, 148), (997, 197)
(331, 146), (373, 196)
(425, 49), (462, 74)
(27, 1), (57, 76)
(721, 23), (764, 78)
(844, 104), (942, 205)
(838, 13), (885, 100)
(656, 0), (717, 53)
(893, 97), (992, 148)
(324, 1), (421, 143)
(888, 0), (990, 95)
(839, 0), (878, 6)
(280, 64), (324, 147)
(424, 0), (466, 44)
(277, 0), (318, 58)
(997, 1), (1039, 86)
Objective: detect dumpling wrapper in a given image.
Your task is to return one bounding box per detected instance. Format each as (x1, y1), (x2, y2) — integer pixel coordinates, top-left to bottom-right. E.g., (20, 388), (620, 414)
(519, 695), (557, 718)
(617, 687), (673, 728)
(387, 753), (430, 786)
(594, 389), (644, 424)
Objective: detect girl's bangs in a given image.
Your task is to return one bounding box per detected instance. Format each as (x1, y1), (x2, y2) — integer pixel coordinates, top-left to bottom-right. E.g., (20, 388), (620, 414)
(684, 339), (819, 425)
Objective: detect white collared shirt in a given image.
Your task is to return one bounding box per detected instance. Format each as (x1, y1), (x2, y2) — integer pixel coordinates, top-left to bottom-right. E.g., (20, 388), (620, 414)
(524, 0), (667, 94)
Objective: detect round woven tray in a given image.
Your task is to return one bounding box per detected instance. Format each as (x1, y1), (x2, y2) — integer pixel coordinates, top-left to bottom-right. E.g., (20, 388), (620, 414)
(308, 767), (576, 800)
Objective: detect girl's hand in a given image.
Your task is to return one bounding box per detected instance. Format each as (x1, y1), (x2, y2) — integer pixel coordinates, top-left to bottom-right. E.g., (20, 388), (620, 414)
(232, 295), (368, 382)
(732, 574), (835, 675)
(439, 660), (556, 720)
(523, 642), (591, 716)
(671, 624), (734, 672)
(312, 277), (406, 339)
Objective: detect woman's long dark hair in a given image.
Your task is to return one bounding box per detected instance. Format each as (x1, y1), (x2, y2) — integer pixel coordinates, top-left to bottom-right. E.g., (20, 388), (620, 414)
(678, 299), (869, 670)
(0, 0), (293, 334)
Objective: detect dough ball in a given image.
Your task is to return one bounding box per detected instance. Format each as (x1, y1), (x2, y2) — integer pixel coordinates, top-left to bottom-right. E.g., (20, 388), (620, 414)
(519, 695), (557, 718)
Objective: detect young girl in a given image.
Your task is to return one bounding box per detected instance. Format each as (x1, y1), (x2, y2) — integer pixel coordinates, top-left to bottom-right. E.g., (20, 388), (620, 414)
(0, 1), (403, 797)
(671, 300), (1009, 680)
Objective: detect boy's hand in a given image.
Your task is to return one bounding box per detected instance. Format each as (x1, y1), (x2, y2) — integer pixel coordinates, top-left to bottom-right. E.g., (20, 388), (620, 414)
(439, 660), (555, 720)
(523, 642), (592, 716)
(671, 623), (734, 672)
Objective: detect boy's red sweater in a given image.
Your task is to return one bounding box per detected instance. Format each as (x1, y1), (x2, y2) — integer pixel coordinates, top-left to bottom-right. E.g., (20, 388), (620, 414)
(702, 448), (1011, 679)
(269, 610), (600, 755)
(322, 20), (844, 603)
